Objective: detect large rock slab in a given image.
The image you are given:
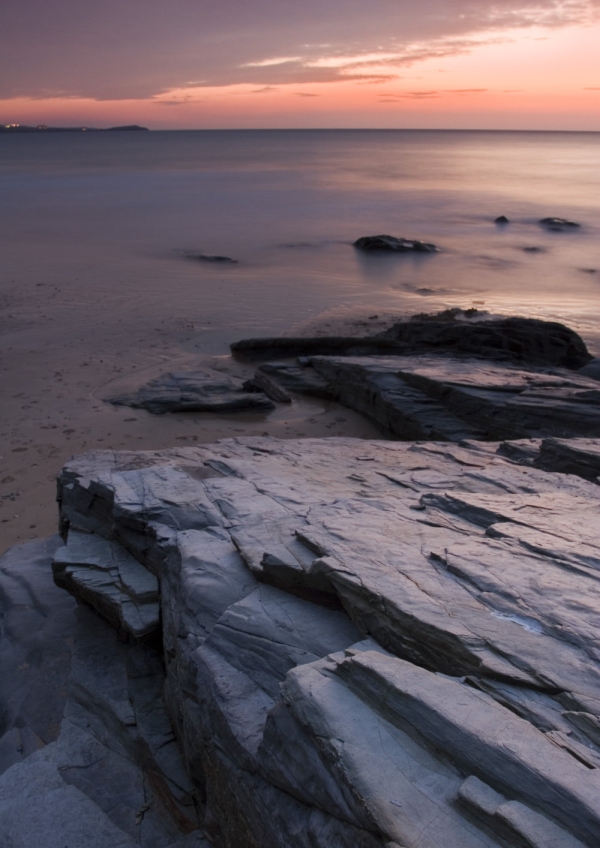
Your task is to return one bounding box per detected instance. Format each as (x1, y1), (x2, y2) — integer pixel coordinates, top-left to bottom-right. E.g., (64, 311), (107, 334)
(257, 354), (600, 440)
(51, 435), (600, 847)
(107, 369), (274, 414)
(231, 316), (592, 368)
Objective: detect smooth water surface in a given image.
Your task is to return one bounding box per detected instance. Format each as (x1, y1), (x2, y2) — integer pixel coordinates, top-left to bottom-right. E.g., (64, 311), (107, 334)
(1, 129), (599, 352)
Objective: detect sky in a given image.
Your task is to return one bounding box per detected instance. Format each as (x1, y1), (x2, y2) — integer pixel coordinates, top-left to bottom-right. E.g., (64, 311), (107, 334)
(1, 0), (599, 130)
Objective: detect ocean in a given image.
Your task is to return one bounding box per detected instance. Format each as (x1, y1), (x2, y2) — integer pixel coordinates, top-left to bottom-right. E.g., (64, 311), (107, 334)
(1, 129), (599, 353)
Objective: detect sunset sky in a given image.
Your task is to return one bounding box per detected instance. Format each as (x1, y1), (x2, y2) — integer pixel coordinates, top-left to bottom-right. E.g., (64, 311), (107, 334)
(2, 0), (599, 130)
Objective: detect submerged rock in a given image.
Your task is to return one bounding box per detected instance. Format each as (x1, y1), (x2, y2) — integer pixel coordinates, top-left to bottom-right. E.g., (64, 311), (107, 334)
(579, 358), (600, 381)
(539, 217), (581, 230)
(353, 234), (438, 253)
(188, 254), (238, 263)
(106, 369), (275, 415)
(494, 215), (509, 224)
(38, 435), (600, 847)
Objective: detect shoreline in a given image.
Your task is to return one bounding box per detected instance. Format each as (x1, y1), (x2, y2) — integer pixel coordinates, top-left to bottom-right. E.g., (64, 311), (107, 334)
(2, 302), (598, 557)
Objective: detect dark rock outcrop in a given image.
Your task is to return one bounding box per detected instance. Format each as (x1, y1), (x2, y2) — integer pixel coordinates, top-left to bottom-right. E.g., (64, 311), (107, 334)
(106, 369), (274, 415)
(579, 358), (600, 381)
(539, 217), (581, 230)
(188, 254), (237, 264)
(534, 437), (600, 481)
(307, 355), (600, 440)
(494, 215), (509, 224)
(232, 316), (592, 369)
(377, 316), (592, 369)
(242, 370), (292, 404)
(353, 234), (438, 253)
(38, 435), (600, 847)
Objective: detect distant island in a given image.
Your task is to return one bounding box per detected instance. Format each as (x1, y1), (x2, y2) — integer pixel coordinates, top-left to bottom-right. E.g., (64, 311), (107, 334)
(0, 124), (149, 133)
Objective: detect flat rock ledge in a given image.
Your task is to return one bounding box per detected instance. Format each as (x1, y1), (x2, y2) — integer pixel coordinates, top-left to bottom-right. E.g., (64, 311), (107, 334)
(106, 368), (275, 415)
(4, 435), (600, 846)
(229, 317), (599, 441)
(232, 316), (592, 369)
(236, 352), (600, 443)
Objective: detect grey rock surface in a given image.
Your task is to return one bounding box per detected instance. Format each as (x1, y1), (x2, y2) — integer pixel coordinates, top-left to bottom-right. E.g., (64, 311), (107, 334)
(301, 354), (600, 440)
(242, 369), (292, 403)
(106, 369), (274, 414)
(0, 538), (205, 846)
(534, 437), (600, 481)
(45, 434), (600, 847)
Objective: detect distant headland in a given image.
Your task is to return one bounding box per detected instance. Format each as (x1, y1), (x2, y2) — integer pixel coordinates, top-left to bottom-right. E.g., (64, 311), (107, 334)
(0, 124), (149, 133)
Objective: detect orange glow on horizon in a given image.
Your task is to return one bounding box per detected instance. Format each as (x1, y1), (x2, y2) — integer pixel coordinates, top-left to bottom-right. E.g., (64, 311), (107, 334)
(2, 22), (599, 130)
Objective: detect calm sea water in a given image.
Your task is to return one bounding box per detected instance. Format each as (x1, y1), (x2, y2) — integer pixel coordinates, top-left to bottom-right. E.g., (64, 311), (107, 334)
(1, 129), (599, 353)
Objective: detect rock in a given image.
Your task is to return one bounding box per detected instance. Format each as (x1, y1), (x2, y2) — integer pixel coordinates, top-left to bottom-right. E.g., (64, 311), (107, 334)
(47, 435), (600, 847)
(309, 355), (484, 440)
(253, 354), (600, 441)
(254, 361), (334, 399)
(539, 217), (581, 230)
(52, 529), (160, 639)
(494, 215), (509, 224)
(188, 254), (237, 263)
(579, 358), (600, 381)
(0, 756), (137, 848)
(534, 437), (600, 481)
(0, 538), (204, 847)
(242, 370), (292, 403)
(231, 334), (406, 361)
(353, 235), (438, 253)
(232, 316), (592, 369)
(0, 537), (77, 775)
(106, 369), (275, 414)
(377, 316), (592, 369)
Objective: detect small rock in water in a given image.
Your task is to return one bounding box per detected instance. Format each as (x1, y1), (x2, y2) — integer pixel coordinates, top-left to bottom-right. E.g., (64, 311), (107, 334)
(189, 252), (238, 263)
(353, 234), (438, 253)
(494, 215), (510, 224)
(539, 217), (581, 231)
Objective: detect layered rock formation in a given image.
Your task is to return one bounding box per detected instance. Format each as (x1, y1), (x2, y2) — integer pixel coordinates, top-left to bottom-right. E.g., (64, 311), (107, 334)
(107, 369), (274, 415)
(5, 434), (595, 847)
(231, 316), (592, 369)
(244, 354), (600, 441)
(0, 538), (205, 847)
